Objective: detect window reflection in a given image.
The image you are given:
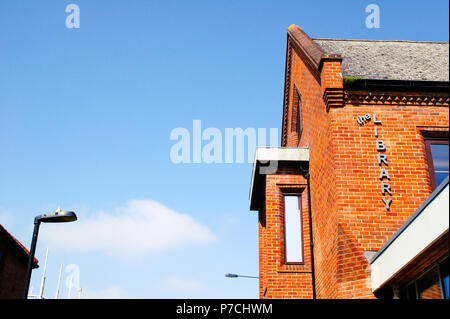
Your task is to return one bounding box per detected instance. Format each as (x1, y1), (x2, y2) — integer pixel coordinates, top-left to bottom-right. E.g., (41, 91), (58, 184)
(417, 267), (442, 299)
(430, 143), (449, 187)
(403, 257), (449, 299)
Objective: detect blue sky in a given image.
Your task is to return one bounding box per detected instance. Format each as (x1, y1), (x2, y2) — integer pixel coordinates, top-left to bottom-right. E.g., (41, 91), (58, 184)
(0, 0), (448, 298)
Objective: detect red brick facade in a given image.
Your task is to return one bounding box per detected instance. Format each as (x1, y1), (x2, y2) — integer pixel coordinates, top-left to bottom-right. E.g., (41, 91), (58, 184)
(255, 26), (449, 299)
(259, 167), (313, 298)
(0, 239), (28, 299)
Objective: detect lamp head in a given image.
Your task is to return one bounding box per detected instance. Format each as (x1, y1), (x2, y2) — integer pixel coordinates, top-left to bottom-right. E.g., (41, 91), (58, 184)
(36, 208), (77, 223)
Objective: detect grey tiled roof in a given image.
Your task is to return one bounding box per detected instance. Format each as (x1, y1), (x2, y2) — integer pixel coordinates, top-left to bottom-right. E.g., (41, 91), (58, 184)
(313, 39), (449, 82)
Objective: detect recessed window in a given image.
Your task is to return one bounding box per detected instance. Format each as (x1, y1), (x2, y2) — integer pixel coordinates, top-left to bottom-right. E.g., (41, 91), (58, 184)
(440, 258), (449, 299)
(425, 140), (449, 190)
(291, 88), (303, 139)
(403, 257), (449, 299)
(417, 266), (443, 299)
(296, 92), (302, 136)
(284, 195), (303, 264)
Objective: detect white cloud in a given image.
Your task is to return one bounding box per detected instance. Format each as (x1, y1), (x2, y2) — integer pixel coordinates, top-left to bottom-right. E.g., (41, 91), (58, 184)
(160, 275), (208, 295)
(78, 286), (129, 299)
(40, 199), (216, 257)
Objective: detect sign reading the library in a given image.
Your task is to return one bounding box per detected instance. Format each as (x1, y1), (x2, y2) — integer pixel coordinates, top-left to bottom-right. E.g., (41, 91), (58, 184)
(356, 114), (392, 211)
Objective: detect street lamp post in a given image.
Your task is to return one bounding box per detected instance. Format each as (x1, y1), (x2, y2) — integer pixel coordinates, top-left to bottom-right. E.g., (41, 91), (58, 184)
(225, 273), (259, 279)
(23, 208), (77, 299)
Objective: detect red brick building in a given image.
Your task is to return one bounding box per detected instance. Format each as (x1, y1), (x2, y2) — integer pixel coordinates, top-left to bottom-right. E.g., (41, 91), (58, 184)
(0, 224), (39, 299)
(249, 25), (449, 299)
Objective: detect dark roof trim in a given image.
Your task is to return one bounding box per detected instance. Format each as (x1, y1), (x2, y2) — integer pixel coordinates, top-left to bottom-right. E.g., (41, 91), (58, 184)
(0, 224), (39, 269)
(344, 79), (449, 92)
(370, 176), (449, 265)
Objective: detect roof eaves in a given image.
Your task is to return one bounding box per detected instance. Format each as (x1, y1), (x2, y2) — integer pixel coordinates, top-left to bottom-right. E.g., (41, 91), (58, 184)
(0, 224), (39, 268)
(287, 25), (342, 72)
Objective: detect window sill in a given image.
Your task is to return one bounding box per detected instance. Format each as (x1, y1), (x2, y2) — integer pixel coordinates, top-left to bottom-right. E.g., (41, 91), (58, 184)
(278, 264), (311, 273)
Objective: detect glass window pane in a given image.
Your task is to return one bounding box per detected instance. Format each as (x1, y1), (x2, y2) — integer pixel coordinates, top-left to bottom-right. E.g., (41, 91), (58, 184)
(440, 258), (449, 299)
(284, 196), (303, 263)
(417, 267), (443, 299)
(431, 144), (449, 187)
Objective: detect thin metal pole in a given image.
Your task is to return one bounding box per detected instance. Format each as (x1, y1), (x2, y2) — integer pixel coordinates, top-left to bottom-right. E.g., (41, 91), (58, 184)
(23, 219), (41, 299)
(237, 275), (259, 279)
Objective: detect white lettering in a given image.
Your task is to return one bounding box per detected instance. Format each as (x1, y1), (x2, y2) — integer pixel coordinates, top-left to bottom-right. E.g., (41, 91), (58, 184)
(65, 4), (80, 29)
(376, 140), (386, 151)
(381, 183), (392, 196)
(365, 4), (380, 29)
(382, 198), (392, 210)
(379, 168), (390, 180)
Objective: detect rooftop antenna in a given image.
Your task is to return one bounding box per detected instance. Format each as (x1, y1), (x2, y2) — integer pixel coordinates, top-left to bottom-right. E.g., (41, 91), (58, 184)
(55, 264), (63, 299)
(27, 248), (49, 299)
(67, 274), (73, 299)
(28, 286), (36, 298)
(38, 248), (49, 299)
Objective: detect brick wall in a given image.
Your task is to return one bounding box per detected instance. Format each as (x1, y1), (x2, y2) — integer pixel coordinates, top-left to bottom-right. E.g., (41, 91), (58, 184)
(259, 27), (449, 299)
(0, 237), (28, 299)
(287, 39), (343, 299)
(259, 164), (313, 298)
(259, 34), (341, 298)
(330, 101), (448, 298)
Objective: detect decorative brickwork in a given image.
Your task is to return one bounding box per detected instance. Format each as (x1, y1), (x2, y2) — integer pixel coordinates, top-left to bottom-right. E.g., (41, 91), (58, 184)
(345, 92), (450, 107)
(323, 88), (344, 110)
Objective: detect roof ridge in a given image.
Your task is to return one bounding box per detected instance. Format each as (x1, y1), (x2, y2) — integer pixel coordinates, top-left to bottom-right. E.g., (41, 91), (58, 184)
(313, 38), (449, 44)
